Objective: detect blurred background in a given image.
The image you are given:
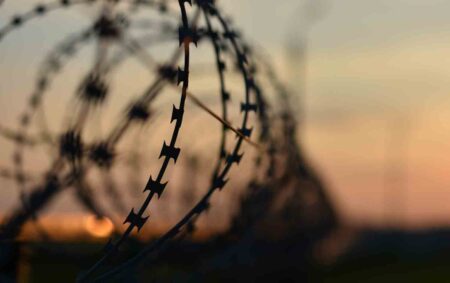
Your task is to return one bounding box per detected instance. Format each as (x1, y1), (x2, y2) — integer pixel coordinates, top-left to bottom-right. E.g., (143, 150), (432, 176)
(227, 0), (450, 229)
(1, 0), (450, 282)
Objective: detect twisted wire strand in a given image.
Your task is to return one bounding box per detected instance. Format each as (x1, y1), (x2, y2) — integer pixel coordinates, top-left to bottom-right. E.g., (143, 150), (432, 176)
(77, 1), (198, 280)
(83, 2), (263, 280)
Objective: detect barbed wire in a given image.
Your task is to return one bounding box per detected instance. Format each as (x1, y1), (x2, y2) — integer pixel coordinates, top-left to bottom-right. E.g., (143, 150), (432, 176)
(0, 0), (177, 239)
(0, 0), (336, 282)
(78, 1), (266, 280)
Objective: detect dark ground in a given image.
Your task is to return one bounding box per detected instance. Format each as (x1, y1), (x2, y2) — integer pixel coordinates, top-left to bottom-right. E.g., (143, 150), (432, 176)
(14, 228), (450, 282)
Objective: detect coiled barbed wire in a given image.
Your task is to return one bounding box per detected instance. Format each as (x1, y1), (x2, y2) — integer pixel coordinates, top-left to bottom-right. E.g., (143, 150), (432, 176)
(0, 0), (336, 282)
(0, 0), (255, 251)
(0, 0), (183, 240)
(77, 2), (262, 281)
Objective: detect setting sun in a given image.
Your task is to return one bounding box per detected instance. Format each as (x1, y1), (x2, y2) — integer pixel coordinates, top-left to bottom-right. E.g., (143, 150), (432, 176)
(84, 215), (114, 238)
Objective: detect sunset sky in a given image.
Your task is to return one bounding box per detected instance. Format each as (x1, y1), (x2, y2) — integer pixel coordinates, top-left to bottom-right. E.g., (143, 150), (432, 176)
(0, 0), (450, 230)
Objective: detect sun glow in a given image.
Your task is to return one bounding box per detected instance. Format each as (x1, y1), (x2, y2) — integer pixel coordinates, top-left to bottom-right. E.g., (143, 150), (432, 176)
(84, 215), (114, 238)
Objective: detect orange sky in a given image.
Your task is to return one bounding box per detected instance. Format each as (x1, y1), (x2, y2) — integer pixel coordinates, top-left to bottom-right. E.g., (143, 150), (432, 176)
(0, 0), (449, 230)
